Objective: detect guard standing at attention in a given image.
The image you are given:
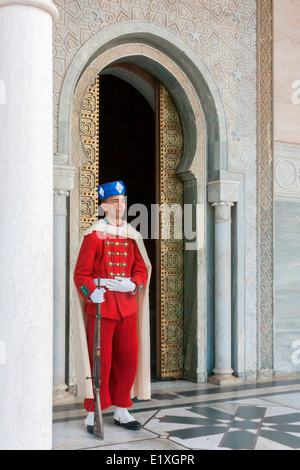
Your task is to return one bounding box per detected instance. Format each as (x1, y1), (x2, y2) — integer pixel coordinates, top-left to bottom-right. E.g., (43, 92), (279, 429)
(74, 181), (151, 434)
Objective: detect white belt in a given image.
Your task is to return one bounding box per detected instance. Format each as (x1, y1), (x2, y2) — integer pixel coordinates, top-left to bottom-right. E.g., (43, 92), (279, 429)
(93, 277), (131, 287)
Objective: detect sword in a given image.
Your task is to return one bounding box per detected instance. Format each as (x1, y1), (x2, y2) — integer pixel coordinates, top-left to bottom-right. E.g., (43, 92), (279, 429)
(89, 277), (104, 440)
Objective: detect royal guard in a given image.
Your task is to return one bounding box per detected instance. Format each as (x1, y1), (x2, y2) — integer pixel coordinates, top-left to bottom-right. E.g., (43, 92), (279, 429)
(73, 181), (152, 434)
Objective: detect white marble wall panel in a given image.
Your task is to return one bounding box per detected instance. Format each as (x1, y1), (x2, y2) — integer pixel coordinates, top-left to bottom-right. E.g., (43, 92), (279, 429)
(275, 200), (300, 374)
(274, 142), (300, 374)
(274, 0), (300, 145)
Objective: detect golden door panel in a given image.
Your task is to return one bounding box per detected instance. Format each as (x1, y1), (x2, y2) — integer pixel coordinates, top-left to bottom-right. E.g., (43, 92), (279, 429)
(157, 83), (184, 379)
(80, 77), (184, 380)
(80, 75), (100, 233)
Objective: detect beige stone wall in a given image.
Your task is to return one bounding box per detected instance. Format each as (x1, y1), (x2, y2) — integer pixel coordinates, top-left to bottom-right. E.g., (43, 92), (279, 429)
(274, 0), (300, 145)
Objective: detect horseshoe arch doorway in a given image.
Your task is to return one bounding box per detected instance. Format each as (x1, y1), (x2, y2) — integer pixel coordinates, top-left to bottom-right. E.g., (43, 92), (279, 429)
(80, 64), (184, 381)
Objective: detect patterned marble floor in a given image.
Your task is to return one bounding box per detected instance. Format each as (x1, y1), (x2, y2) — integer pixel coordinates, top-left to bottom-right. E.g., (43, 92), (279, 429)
(53, 377), (300, 450)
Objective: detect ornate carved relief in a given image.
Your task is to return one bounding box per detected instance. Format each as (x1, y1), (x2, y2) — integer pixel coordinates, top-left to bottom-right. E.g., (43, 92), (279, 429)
(53, 153), (76, 216)
(257, 0), (274, 375)
(80, 75), (100, 233)
(275, 142), (300, 201)
(158, 84), (184, 379)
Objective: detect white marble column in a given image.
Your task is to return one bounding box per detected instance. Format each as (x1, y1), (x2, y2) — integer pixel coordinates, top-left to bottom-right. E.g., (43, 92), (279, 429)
(0, 0), (58, 450)
(53, 155), (75, 402)
(208, 181), (241, 385)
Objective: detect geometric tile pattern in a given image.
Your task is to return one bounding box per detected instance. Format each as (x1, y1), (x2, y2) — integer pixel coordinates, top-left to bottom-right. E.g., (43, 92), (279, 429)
(53, 378), (300, 451)
(157, 405), (300, 450)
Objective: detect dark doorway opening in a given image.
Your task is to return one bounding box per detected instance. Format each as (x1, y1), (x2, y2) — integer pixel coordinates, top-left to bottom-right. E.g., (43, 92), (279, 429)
(99, 73), (157, 379)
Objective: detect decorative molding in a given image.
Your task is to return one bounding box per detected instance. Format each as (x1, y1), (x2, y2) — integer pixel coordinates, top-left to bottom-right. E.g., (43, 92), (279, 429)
(275, 142), (300, 201)
(0, 0), (58, 19)
(208, 180), (240, 204)
(211, 202), (234, 224)
(53, 165), (76, 193)
(257, 0), (274, 375)
(54, 153), (68, 166)
(53, 157), (76, 216)
(80, 75), (100, 233)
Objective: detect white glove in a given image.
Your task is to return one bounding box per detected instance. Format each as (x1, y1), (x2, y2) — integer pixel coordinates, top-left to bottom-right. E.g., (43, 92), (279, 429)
(90, 288), (106, 303)
(106, 277), (136, 293)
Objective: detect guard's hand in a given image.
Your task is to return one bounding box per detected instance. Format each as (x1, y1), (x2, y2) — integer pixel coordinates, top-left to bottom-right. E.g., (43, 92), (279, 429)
(106, 277), (136, 293)
(90, 287), (106, 303)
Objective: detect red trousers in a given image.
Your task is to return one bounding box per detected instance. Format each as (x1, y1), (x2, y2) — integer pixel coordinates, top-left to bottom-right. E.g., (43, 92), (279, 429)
(84, 313), (138, 412)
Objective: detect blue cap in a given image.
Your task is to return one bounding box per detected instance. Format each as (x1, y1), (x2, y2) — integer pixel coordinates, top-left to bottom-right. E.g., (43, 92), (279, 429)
(98, 181), (126, 200)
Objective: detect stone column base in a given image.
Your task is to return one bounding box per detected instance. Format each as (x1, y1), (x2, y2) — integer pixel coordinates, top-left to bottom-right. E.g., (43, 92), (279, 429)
(53, 385), (76, 405)
(209, 374), (242, 386)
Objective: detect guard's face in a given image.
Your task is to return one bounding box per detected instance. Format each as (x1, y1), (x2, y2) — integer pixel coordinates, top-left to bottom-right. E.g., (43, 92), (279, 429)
(102, 195), (126, 219)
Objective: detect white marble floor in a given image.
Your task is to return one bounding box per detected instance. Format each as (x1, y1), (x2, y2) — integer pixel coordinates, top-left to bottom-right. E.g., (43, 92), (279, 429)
(52, 377), (300, 450)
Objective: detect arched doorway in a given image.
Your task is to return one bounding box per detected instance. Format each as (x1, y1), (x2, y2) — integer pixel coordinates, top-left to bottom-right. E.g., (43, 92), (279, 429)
(66, 35), (217, 392)
(80, 66), (185, 380)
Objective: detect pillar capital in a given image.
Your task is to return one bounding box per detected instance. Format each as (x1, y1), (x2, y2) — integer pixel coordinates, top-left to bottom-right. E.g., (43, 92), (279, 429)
(212, 201), (234, 223)
(207, 180), (240, 205)
(53, 155), (76, 216)
(0, 0), (58, 20)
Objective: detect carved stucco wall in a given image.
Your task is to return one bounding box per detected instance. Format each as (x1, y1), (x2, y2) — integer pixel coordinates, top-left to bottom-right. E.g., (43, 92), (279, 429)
(53, 0), (271, 378)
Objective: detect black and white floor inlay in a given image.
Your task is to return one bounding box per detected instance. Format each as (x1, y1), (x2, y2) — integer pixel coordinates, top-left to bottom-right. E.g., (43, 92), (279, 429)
(145, 403), (300, 450)
(53, 378), (300, 450)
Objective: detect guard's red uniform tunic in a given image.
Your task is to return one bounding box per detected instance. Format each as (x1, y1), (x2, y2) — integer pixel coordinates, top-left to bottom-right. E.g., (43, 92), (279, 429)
(74, 221), (148, 411)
